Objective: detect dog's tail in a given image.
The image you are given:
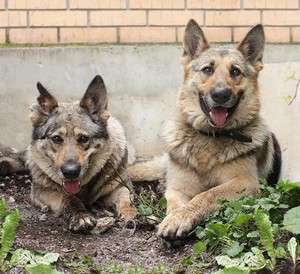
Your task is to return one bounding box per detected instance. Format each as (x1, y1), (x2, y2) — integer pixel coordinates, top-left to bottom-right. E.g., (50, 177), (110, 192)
(0, 144), (28, 176)
(128, 154), (168, 182)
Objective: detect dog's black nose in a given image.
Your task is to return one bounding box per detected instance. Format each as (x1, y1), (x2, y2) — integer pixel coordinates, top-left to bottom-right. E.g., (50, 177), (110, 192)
(211, 88), (232, 104)
(61, 162), (81, 180)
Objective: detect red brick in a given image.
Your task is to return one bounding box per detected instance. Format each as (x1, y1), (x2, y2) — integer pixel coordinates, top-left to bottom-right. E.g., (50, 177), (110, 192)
(90, 11), (146, 26)
(149, 10), (204, 26)
(10, 28), (57, 44)
(30, 11), (87, 26)
(206, 11), (260, 26)
(120, 27), (176, 43)
(187, 0), (240, 9)
(60, 27), (117, 43)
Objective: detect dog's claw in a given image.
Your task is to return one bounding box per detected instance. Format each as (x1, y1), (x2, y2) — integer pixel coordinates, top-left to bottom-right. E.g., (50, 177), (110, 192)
(69, 212), (97, 232)
(157, 207), (197, 240)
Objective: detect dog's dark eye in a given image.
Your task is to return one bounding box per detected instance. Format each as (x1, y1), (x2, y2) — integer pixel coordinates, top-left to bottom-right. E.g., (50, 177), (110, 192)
(51, 135), (63, 144)
(230, 66), (241, 78)
(201, 66), (214, 76)
(78, 135), (90, 144)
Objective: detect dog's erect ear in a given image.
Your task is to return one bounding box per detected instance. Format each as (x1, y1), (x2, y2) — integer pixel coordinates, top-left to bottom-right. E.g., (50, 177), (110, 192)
(36, 82), (58, 115)
(183, 19), (209, 61)
(80, 75), (109, 122)
(237, 24), (265, 69)
(30, 82), (58, 126)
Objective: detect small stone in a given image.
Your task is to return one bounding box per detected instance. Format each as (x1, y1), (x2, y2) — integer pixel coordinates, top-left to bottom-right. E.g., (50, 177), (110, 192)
(8, 196), (15, 204)
(91, 217), (115, 234)
(39, 214), (47, 222)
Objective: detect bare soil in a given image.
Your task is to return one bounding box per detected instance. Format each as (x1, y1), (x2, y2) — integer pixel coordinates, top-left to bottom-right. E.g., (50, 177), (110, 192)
(0, 174), (194, 273)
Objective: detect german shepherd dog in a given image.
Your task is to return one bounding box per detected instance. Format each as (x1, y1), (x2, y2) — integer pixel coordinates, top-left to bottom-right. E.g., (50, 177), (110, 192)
(129, 20), (281, 240)
(1, 75), (137, 232)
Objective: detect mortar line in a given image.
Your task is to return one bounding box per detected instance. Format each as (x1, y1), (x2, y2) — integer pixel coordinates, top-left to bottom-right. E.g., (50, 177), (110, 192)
(57, 27), (61, 43)
(26, 10), (30, 28)
(117, 27), (120, 43)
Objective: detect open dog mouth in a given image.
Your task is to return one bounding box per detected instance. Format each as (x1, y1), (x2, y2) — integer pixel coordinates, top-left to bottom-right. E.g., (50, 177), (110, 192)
(63, 179), (81, 194)
(199, 95), (241, 128)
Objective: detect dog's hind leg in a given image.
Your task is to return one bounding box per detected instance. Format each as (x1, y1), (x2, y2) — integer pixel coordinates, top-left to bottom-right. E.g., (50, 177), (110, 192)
(128, 154), (168, 182)
(0, 144), (27, 176)
(103, 184), (137, 222)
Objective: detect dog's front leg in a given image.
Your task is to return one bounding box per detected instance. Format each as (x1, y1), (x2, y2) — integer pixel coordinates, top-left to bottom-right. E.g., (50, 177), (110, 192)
(31, 185), (96, 232)
(104, 185), (137, 222)
(62, 195), (97, 232)
(158, 160), (260, 240)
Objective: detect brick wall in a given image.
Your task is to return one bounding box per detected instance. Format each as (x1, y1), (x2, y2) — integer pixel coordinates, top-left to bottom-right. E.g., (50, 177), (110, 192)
(1, 0), (300, 44)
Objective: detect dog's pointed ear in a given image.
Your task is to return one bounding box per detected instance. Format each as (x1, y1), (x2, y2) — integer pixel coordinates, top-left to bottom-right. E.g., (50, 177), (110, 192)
(36, 82), (58, 114)
(80, 75), (109, 123)
(237, 24), (265, 70)
(30, 82), (58, 126)
(183, 19), (209, 61)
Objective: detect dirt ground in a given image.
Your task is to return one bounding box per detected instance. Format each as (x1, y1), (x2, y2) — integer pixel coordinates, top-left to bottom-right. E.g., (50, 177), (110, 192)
(0, 173), (194, 272)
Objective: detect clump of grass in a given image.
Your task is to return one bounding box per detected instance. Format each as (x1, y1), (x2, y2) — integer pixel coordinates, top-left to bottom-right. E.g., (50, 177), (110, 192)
(180, 180), (300, 273)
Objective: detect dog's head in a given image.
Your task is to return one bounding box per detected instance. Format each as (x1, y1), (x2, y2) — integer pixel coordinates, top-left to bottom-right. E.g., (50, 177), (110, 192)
(30, 75), (110, 195)
(179, 19), (265, 130)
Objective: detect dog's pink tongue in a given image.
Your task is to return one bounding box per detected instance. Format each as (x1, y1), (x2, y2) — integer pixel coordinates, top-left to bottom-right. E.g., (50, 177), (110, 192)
(63, 179), (81, 194)
(209, 107), (228, 127)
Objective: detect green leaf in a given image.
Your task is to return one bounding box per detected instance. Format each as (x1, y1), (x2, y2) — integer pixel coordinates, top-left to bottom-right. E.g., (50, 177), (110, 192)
(138, 204), (153, 216)
(224, 242), (244, 257)
(207, 223), (229, 237)
(246, 231), (259, 238)
(25, 264), (64, 274)
(193, 241), (207, 255)
(34, 252), (60, 265)
(255, 210), (275, 266)
(213, 267), (250, 274)
(0, 198), (7, 221)
(278, 180), (300, 192)
(283, 206), (300, 234)
(10, 249), (60, 267)
(195, 227), (206, 239)
(233, 213), (252, 226)
(287, 237), (298, 264)
(181, 256), (193, 266)
(215, 255), (241, 268)
(275, 246), (287, 259)
(242, 251), (266, 270)
(10, 248), (35, 267)
(0, 209), (20, 264)
(158, 197), (167, 209)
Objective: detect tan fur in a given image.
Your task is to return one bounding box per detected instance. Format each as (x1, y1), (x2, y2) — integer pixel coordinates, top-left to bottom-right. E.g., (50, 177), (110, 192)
(129, 21), (279, 240)
(4, 75), (137, 233)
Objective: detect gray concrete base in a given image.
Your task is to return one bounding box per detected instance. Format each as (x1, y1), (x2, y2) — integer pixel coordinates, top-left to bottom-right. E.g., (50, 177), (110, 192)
(0, 45), (299, 180)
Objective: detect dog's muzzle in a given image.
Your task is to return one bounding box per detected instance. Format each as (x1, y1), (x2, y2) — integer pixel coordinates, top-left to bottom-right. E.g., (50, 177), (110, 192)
(200, 89), (243, 128)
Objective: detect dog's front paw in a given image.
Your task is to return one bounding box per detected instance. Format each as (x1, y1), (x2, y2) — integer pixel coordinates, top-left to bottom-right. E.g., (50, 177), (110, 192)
(68, 212), (97, 232)
(158, 207), (198, 240)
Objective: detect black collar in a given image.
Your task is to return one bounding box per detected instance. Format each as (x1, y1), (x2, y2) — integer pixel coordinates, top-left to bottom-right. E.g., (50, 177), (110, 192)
(198, 129), (252, 143)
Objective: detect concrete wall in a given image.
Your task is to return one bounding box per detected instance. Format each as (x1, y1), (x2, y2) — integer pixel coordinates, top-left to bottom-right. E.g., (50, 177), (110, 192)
(0, 45), (299, 181)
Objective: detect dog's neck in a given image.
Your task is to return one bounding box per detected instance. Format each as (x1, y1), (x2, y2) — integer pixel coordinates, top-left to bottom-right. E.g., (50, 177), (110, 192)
(198, 128), (252, 143)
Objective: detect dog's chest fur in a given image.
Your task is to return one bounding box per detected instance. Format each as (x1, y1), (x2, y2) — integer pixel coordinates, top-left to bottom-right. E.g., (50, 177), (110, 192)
(163, 117), (270, 176)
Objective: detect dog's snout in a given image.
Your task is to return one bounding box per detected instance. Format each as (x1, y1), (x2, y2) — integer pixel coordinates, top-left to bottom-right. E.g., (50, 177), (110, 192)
(61, 162), (81, 180)
(211, 88), (232, 104)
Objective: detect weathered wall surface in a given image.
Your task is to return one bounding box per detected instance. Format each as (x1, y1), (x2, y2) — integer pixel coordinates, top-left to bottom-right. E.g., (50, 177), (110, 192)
(0, 45), (299, 180)
(0, 0), (299, 44)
